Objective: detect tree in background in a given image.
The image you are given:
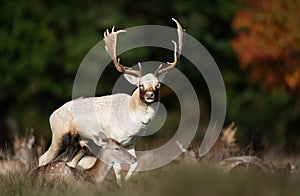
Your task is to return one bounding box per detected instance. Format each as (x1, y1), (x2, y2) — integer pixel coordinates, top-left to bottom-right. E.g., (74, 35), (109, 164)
(0, 0), (240, 146)
(0, 0), (102, 143)
(231, 0), (300, 150)
(232, 0), (300, 92)
(4, 0), (300, 152)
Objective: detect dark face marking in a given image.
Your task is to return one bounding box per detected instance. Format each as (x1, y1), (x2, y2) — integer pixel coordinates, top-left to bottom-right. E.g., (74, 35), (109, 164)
(139, 84), (160, 104)
(137, 73), (161, 104)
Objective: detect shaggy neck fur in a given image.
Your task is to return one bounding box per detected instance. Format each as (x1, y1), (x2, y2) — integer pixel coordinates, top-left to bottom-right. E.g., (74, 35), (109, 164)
(129, 88), (149, 112)
(129, 88), (157, 125)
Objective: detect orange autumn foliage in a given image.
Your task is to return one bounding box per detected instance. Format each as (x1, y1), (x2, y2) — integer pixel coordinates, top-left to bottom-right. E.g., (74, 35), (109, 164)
(231, 0), (300, 91)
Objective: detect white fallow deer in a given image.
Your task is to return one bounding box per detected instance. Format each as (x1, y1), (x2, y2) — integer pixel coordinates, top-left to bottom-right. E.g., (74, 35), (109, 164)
(38, 18), (184, 183)
(34, 133), (137, 185)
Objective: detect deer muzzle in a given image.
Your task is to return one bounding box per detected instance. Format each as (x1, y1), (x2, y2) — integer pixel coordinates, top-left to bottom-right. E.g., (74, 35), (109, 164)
(144, 91), (155, 103)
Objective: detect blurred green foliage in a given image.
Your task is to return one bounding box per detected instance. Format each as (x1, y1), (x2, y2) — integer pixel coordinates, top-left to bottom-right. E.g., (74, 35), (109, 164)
(0, 0), (299, 152)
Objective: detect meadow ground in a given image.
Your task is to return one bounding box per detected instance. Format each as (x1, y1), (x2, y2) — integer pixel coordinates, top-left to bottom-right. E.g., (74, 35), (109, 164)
(1, 163), (300, 196)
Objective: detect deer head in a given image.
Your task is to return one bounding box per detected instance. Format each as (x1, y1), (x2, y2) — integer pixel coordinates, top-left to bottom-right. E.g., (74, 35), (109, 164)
(88, 132), (137, 165)
(104, 18), (184, 104)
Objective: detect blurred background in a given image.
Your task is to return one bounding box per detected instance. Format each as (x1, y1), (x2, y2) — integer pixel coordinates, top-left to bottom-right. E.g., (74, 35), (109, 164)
(1, 0), (299, 154)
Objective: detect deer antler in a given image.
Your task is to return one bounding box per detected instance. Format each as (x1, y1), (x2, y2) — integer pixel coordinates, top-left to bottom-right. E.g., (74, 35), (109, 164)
(104, 27), (143, 77)
(155, 18), (184, 76)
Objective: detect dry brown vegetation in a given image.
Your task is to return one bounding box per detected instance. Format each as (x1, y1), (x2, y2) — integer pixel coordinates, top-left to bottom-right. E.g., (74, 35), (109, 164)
(0, 124), (300, 195)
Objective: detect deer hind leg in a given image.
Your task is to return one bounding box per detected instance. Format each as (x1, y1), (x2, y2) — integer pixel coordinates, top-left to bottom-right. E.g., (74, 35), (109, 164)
(38, 132), (72, 167)
(38, 143), (59, 167)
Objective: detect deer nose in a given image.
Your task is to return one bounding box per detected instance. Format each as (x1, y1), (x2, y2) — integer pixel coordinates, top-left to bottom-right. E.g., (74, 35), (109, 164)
(145, 91), (154, 99)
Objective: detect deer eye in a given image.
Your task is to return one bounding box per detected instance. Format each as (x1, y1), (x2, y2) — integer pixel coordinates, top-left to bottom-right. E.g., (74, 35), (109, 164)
(156, 83), (161, 89)
(139, 84), (144, 90)
(113, 147), (120, 151)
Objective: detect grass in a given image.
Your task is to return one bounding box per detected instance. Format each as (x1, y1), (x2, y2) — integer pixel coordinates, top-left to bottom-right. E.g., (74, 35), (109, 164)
(1, 163), (300, 196)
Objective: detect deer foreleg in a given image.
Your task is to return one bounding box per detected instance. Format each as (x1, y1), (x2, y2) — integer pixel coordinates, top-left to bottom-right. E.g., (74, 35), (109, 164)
(124, 148), (137, 181)
(113, 162), (122, 186)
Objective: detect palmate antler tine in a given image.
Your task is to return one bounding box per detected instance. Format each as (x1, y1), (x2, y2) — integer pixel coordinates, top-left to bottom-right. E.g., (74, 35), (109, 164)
(155, 18), (184, 76)
(104, 27), (142, 77)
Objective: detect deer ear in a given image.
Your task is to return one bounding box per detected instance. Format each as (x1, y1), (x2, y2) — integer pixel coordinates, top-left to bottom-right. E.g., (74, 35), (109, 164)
(93, 132), (108, 147)
(124, 74), (140, 85)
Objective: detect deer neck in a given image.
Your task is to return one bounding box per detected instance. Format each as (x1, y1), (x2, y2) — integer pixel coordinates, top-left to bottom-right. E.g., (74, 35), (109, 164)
(84, 158), (113, 184)
(129, 88), (156, 125)
(129, 89), (148, 112)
